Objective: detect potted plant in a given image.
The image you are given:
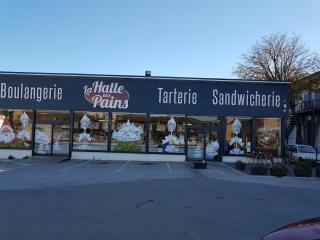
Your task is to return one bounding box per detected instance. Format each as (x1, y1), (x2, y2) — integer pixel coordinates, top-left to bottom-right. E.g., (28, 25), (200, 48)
(294, 160), (313, 177)
(235, 160), (245, 171)
(270, 161), (288, 177)
(193, 160), (207, 169)
(316, 166), (320, 177)
(250, 162), (268, 175)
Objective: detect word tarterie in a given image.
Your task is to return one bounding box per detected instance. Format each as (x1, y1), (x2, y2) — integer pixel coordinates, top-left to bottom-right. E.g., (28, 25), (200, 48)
(158, 87), (197, 105)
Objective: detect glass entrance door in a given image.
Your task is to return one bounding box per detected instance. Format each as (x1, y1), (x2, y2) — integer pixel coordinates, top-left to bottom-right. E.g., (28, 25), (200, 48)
(34, 124), (70, 156)
(187, 128), (220, 161)
(34, 124), (52, 155)
(52, 124), (70, 155)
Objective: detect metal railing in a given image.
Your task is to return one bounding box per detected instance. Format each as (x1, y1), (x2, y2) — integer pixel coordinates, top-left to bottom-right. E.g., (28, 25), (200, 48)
(296, 99), (320, 113)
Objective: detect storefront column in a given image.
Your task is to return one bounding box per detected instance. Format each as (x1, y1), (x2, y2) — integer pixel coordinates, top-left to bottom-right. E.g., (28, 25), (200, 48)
(184, 115), (188, 156)
(108, 112), (112, 152)
(69, 111), (74, 159)
(281, 117), (286, 157)
(219, 116), (226, 161)
(146, 113), (150, 153)
(312, 110), (316, 148)
(251, 117), (256, 153)
(31, 110), (36, 156)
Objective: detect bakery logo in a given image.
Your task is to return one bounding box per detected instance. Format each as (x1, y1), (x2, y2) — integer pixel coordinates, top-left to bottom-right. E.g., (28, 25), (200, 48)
(83, 81), (129, 109)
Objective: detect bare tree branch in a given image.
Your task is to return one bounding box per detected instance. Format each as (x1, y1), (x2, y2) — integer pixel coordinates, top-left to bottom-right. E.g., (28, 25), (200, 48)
(233, 32), (320, 108)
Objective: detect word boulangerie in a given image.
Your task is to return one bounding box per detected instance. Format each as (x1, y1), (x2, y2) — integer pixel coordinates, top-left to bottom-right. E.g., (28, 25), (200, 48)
(0, 83), (63, 102)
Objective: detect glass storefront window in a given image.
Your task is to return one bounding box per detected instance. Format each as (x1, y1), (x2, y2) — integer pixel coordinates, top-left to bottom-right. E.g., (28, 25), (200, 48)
(111, 113), (146, 152)
(225, 117), (252, 155)
(187, 116), (219, 127)
(0, 110), (32, 149)
(149, 114), (185, 153)
(36, 110), (71, 122)
(73, 112), (108, 151)
(255, 118), (281, 155)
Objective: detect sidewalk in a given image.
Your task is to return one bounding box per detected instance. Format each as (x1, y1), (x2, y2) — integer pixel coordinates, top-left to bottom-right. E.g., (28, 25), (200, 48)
(0, 159), (319, 191)
(200, 162), (320, 191)
(0, 156), (68, 164)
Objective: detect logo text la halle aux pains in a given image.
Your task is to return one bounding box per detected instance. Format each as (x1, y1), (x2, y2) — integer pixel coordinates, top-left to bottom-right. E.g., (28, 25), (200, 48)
(83, 81), (129, 109)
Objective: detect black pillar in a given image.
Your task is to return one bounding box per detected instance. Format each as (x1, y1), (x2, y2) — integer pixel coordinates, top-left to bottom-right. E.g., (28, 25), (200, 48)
(69, 111), (74, 159)
(219, 116), (226, 161)
(312, 110), (316, 148)
(31, 110), (36, 156)
(252, 117), (257, 153)
(146, 113), (150, 153)
(184, 115), (188, 157)
(281, 117), (286, 157)
(108, 112), (112, 152)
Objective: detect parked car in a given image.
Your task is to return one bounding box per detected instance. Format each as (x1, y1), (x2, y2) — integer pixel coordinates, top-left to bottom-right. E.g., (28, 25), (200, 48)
(261, 217), (320, 240)
(286, 144), (320, 162)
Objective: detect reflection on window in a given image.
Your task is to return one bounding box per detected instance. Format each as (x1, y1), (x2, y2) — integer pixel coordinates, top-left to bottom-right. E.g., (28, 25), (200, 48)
(111, 113), (146, 152)
(36, 110), (71, 121)
(0, 110), (32, 149)
(225, 117), (252, 155)
(149, 114), (185, 153)
(255, 118), (281, 155)
(187, 116), (219, 127)
(73, 112), (108, 150)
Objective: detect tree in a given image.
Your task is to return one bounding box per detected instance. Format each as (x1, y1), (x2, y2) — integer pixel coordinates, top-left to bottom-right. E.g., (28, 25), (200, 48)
(233, 33), (320, 109)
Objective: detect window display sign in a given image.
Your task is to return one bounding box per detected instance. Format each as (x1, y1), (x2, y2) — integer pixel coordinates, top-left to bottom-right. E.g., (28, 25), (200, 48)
(0, 73), (289, 117)
(0, 111), (32, 149)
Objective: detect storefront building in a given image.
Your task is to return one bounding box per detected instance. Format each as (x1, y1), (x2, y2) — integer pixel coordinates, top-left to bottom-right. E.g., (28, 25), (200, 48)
(0, 72), (289, 162)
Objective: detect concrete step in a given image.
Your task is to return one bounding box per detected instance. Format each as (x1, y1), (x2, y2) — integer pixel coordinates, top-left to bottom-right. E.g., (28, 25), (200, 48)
(5, 156), (70, 164)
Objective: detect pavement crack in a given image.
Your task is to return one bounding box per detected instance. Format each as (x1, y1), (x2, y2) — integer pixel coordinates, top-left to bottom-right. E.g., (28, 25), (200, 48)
(251, 198), (263, 201)
(135, 199), (154, 208)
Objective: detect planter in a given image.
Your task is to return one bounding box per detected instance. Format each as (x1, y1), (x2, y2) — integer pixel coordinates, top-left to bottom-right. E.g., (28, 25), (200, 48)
(235, 161), (245, 171)
(294, 161), (313, 177)
(294, 168), (312, 177)
(270, 167), (287, 177)
(250, 166), (268, 175)
(193, 161), (207, 169)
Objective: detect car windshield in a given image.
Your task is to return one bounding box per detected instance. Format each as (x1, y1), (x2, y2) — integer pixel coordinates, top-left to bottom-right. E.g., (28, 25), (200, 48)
(298, 145), (316, 153)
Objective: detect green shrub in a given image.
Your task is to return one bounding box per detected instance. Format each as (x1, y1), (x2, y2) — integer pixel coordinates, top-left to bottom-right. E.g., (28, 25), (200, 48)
(294, 161), (313, 177)
(0, 139), (26, 149)
(250, 163), (268, 175)
(115, 141), (140, 152)
(270, 161), (287, 177)
(270, 167), (287, 177)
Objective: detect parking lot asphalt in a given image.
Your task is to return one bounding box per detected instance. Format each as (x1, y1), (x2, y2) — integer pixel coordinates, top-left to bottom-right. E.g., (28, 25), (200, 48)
(0, 160), (195, 190)
(0, 159), (320, 191)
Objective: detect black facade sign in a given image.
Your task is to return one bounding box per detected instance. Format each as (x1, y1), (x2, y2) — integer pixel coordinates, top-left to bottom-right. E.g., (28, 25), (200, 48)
(0, 73), (289, 117)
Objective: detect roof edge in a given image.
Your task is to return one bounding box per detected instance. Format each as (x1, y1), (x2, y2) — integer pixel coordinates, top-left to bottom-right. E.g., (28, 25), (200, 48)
(0, 70), (291, 84)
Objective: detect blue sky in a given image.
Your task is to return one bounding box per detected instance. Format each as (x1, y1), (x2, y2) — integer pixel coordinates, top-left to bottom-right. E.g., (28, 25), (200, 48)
(0, 0), (319, 78)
